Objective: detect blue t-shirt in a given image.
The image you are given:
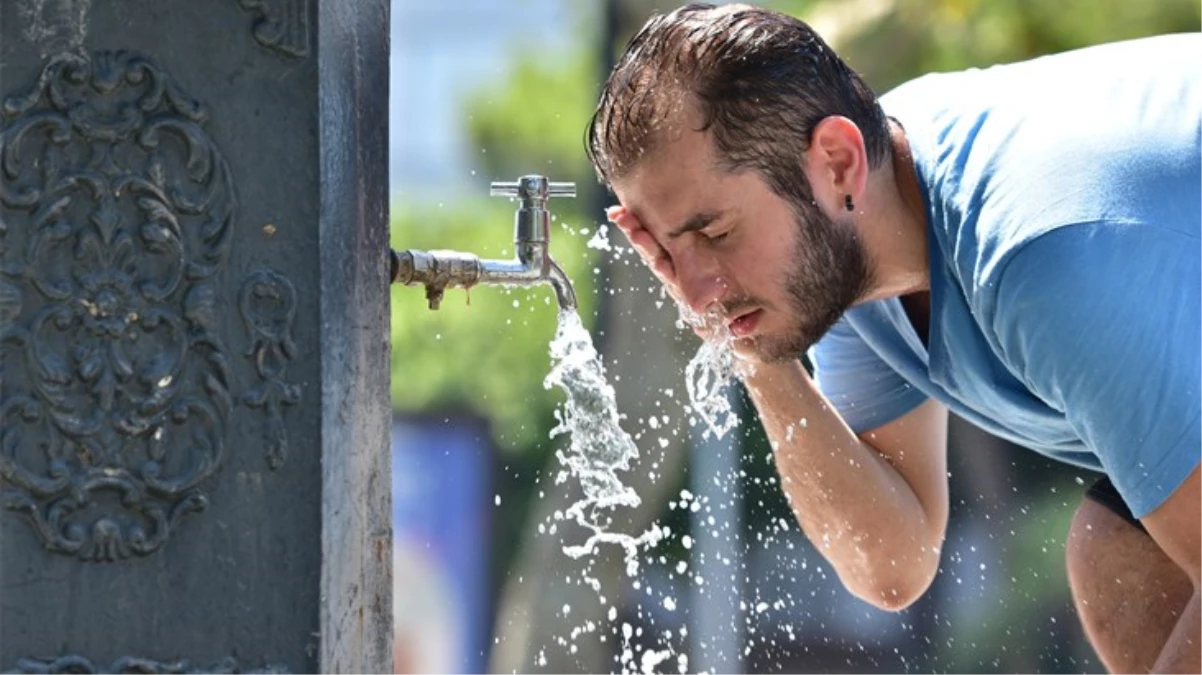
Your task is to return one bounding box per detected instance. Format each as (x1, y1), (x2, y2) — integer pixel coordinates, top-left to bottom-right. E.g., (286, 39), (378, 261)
(809, 34), (1201, 518)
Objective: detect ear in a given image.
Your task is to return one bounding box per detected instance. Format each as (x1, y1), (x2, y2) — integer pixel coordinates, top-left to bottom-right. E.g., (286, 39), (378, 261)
(805, 116), (869, 213)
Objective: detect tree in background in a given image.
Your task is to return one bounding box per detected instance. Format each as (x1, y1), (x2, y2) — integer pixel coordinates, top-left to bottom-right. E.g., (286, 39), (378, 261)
(785, 0), (1200, 92)
(390, 4), (702, 671)
(455, 10), (702, 672)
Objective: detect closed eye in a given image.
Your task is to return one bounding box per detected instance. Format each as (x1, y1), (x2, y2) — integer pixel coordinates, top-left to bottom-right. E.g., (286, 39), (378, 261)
(703, 227), (731, 244)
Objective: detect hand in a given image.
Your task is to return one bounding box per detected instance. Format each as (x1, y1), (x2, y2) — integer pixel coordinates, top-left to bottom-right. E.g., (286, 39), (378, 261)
(606, 205), (721, 340)
(606, 205), (680, 295)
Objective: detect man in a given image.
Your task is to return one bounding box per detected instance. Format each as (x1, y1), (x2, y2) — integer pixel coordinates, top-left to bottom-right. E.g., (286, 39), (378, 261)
(586, 4), (1199, 672)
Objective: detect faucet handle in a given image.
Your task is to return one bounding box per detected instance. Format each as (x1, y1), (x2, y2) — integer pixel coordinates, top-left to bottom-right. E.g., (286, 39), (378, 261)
(546, 182), (576, 198)
(490, 175), (576, 203)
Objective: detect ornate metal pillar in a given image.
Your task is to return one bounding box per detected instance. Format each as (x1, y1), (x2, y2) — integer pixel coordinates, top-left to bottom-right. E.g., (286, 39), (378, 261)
(0, 1), (392, 671)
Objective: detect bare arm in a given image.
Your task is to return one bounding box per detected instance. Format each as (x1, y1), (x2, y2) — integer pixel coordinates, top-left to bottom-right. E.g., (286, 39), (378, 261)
(606, 204), (949, 610)
(743, 358), (949, 611)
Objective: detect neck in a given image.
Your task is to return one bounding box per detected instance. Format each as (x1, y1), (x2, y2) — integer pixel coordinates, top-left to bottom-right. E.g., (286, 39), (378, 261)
(853, 120), (931, 305)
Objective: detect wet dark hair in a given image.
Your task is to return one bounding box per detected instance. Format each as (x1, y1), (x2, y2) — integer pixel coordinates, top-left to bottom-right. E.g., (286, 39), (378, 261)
(586, 3), (891, 210)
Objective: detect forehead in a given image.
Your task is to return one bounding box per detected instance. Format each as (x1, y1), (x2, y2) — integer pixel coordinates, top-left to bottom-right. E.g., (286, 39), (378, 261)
(611, 124), (727, 237)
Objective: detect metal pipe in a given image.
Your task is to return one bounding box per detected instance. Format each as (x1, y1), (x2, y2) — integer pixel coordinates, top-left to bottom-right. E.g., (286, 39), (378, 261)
(391, 245), (576, 311)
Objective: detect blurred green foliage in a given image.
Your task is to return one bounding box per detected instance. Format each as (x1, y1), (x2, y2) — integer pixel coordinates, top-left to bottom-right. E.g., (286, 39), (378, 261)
(773, 0), (1200, 90)
(390, 12), (608, 455)
(464, 49), (600, 195)
(940, 494), (1081, 672)
(388, 23), (611, 606)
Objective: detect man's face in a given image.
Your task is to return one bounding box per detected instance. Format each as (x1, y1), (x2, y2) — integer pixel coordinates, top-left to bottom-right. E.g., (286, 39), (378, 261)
(611, 124), (871, 362)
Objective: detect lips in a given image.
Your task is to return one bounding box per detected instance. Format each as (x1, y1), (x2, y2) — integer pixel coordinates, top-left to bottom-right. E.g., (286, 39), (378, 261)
(728, 309), (762, 338)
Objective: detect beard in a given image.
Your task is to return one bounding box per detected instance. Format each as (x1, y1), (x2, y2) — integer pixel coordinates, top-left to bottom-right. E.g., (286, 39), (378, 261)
(744, 202), (872, 362)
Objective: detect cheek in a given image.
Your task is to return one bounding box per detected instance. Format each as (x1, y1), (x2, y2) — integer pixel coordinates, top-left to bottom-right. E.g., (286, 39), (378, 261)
(717, 244), (783, 303)
(748, 242), (793, 289)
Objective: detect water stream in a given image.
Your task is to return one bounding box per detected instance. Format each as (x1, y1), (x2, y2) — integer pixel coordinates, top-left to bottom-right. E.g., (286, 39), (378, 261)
(544, 308), (663, 573)
(536, 223), (749, 673)
(543, 306), (742, 577)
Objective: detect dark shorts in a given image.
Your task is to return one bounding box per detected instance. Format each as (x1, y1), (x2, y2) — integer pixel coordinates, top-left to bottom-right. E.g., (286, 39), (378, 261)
(1085, 476), (1147, 533)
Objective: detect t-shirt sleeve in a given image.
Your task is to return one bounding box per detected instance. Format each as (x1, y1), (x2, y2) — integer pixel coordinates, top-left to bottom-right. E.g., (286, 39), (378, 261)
(807, 318), (928, 434)
(992, 223), (1201, 518)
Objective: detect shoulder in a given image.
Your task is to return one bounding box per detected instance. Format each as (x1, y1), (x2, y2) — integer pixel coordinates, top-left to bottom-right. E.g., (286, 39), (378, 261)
(988, 220), (1200, 375)
(990, 219), (1198, 312)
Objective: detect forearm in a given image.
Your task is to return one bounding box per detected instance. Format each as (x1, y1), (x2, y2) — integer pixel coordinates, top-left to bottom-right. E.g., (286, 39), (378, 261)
(742, 359), (943, 609)
(1154, 590), (1200, 673)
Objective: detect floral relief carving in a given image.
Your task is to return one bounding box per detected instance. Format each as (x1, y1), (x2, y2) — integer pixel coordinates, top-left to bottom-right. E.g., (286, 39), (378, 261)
(236, 0), (311, 59)
(0, 51), (235, 561)
(239, 268), (300, 471)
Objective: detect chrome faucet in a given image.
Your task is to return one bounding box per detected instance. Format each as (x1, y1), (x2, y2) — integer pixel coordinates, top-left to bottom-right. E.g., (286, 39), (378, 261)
(390, 175), (578, 311)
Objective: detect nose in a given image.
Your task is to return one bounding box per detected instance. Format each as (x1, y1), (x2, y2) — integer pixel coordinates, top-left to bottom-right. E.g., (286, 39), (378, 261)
(674, 246), (728, 318)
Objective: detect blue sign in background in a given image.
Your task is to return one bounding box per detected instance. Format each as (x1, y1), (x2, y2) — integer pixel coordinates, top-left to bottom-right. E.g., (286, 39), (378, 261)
(392, 415), (493, 674)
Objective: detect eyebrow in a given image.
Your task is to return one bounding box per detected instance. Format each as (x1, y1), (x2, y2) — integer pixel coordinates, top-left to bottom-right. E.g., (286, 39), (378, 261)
(666, 210), (724, 240)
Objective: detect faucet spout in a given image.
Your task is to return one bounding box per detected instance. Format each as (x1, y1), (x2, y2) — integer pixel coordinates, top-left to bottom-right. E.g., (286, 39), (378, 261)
(390, 174), (579, 312)
(546, 258), (577, 311)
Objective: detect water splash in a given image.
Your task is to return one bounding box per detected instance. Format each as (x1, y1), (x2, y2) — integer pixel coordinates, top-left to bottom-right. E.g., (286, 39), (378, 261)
(676, 301), (742, 440)
(545, 309), (664, 574)
(684, 334), (740, 440)
(544, 304), (742, 568)
(542, 298), (745, 673)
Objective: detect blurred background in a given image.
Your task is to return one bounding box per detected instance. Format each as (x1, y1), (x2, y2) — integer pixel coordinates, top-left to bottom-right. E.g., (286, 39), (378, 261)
(388, 1), (1200, 673)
